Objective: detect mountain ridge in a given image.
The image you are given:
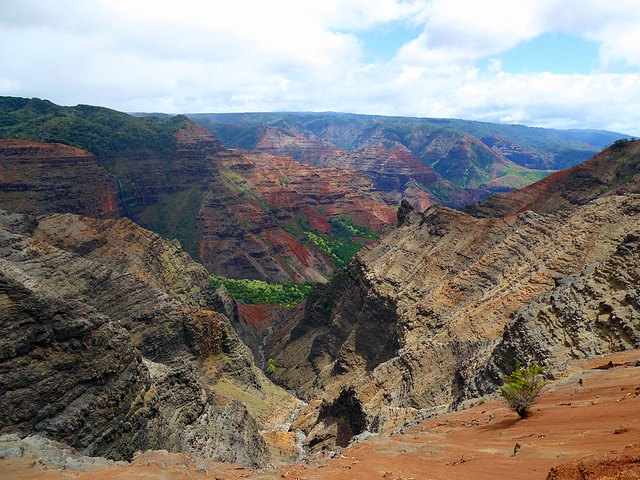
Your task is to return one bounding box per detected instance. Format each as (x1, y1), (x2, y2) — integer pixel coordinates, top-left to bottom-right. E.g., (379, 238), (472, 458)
(266, 139), (640, 452)
(187, 111), (619, 167)
(0, 97), (397, 284)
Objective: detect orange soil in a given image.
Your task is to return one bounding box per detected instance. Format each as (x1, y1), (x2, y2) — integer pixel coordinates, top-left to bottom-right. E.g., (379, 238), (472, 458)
(2, 350), (639, 480)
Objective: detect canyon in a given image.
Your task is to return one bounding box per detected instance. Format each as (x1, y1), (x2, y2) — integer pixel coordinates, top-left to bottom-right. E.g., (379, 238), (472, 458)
(0, 98), (396, 284)
(195, 114), (572, 209)
(267, 138), (640, 452)
(1, 96), (639, 478)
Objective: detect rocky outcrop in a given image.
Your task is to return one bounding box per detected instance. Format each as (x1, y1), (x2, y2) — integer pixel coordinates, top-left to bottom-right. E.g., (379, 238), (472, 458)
(462, 229), (640, 399)
(463, 139), (640, 218)
(270, 146), (640, 450)
(0, 140), (120, 219)
(0, 210), (300, 467)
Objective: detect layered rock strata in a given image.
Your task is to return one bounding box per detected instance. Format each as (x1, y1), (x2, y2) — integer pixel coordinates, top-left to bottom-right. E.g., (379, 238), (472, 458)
(270, 145), (640, 450)
(0, 210), (300, 467)
(0, 123), (396, 283)
(0, 140), (120, 219)
(463, 230), (640, 399)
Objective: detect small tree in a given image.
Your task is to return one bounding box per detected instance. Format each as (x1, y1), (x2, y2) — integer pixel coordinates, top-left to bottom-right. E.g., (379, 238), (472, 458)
(499, 361), (547, 418)
(266, 358), (276, 375)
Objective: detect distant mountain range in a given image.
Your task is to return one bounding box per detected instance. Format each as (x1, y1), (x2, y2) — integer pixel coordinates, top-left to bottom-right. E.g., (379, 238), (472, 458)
(184, 111), (630, 208)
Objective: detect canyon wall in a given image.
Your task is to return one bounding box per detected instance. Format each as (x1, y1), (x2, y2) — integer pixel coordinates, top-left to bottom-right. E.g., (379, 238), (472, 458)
(0, 210), (302, 467)
(268, 141), (640, 451)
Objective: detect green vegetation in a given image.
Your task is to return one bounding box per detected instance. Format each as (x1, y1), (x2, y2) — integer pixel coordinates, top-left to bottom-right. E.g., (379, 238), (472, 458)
(305, 231), (363, 270)
(210, 274), (315, 307)
(266, 358), (276, 375)
(196, 122), (261, 150)
(303, 216), (379, 269)
(499, 361), (547, 418)
(610, 138), (633, 151)
(281, 214), (380, 270)
(0, 96), (186, 158)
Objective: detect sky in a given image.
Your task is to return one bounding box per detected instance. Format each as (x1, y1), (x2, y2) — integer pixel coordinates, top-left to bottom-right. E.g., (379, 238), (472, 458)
(1, 0), (640, 136)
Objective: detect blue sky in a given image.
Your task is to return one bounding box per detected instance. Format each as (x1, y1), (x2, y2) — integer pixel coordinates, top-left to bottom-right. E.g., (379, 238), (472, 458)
(496, 34), (599, 75)
(360, 23), (425, 62)
(1, 0), (639, 136)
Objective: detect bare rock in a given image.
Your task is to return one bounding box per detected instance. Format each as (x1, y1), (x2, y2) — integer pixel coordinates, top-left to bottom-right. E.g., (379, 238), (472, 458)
(0, 210), (272, 467)
(463, 229), (640, 399)
(274, 193), (640, 447)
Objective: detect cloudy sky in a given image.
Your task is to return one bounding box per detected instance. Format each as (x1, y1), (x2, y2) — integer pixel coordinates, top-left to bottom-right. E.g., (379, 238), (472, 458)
(2, 0), (639, 135)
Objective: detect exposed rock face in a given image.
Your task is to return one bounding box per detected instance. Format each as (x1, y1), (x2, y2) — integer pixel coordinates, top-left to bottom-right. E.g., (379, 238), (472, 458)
(270, 143), (640, 451)
(197, 144), (395, 283)
(481, 134), (554, 169)
(246, 124), (547, 210)
(463, 139), (640, 218)
(463, 230), (640, 399)
(0, 122), (395, 283)
(0, 210), (287, 467)
(0, 140), (120, 219)
(235, 301), (306, 367)
(254, 126), (446, 210)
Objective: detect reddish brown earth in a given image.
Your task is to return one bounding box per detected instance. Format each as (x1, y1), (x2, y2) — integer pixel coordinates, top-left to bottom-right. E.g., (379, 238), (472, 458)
(236, 302), (305, 361)
(0, 140), (119, 219)
(0, 123), (396, 284)
(2, 350), (638, 480)
(249, 125), (505, 210)
(463, 139), (640, 218)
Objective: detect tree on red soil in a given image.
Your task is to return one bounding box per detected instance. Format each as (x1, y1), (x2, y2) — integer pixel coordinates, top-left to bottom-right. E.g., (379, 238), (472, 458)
(499, 361), (547, 418)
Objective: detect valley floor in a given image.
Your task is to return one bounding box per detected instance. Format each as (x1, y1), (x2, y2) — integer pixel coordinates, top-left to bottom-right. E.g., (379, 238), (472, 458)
(2, 350), (639, 480)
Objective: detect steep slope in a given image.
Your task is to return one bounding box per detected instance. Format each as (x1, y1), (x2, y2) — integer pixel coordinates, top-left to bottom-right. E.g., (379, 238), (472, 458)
(251, 124), (450, 210)
(348, 122), (550, 192)
(463, 230), (640, 399)
(0, 210), (301, 467)
(196, 115), (552, 209)
(0, 140), (119, 219)
(0, 97), (396, 283)
(463, 138), (640, 218)
(267, 143), (640, 451)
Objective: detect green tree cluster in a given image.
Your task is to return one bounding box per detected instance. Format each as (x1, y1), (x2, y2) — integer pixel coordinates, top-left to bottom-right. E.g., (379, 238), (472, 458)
(210, 275), (315, 307)
(303, 216), (379, 269)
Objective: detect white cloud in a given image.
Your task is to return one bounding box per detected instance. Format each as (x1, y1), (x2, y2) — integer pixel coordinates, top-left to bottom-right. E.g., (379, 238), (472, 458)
(0, 0), (639, 135)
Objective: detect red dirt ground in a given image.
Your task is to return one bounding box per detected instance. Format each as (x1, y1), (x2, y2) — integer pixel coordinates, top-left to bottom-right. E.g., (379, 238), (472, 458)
(2, 350), (639, 480)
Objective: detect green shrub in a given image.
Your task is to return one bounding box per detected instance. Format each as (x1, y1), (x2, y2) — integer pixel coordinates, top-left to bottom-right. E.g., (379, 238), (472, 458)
(266, 358), (276, 375)
(499, 361), (547, 418)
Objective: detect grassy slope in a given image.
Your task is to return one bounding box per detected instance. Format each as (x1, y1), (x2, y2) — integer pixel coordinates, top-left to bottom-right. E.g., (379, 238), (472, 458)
(0, 96), (186, 157)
